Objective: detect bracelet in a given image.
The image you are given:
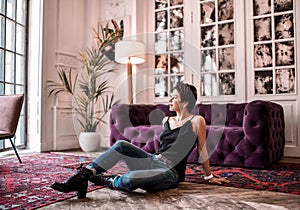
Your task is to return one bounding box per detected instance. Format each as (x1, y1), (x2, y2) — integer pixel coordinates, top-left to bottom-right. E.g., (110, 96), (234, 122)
(204, 173), (214, 181)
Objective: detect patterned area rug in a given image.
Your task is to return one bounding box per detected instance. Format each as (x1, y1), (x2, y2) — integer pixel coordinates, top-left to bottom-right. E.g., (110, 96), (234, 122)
(1, 153), (300, 209)
(0, 153), (102, 210)
(185, 163), (300, 195)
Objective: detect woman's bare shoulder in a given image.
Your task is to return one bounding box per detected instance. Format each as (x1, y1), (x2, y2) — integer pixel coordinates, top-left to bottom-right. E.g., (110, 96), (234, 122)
(191, 115), (206, 133)
(191, 115), (205, 124)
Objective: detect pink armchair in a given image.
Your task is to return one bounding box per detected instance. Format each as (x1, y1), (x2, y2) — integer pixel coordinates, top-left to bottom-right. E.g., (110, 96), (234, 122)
(0, 94), (24, 163)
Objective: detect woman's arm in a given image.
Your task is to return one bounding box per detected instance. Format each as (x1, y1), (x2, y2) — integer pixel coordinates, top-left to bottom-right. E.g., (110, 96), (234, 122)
(196, 116), (229, 184)
(196, 116), (211, 176)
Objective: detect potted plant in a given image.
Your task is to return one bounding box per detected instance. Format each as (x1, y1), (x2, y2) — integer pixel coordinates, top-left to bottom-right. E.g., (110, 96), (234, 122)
(47, 20), (123, 152)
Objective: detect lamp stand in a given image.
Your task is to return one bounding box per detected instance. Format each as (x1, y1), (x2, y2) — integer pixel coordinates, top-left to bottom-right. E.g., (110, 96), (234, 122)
(127, 61), (133, 104)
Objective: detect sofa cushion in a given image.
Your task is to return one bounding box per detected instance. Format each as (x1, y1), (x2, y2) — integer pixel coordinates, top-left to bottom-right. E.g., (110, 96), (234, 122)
(123, 125), (162, 153)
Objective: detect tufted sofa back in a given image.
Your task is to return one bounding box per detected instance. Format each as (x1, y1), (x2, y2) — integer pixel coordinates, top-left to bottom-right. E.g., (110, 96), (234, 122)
(192, 103), (247, 127)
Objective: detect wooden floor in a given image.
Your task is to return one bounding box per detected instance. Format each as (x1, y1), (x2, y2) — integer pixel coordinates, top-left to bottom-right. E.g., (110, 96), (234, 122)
(1, 150), (300, 210)
(41, 182), (300, 210)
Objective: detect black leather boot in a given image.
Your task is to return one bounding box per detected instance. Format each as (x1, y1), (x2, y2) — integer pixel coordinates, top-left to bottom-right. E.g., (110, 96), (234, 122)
(51, 165), (93, 198)
(89, 174), (119, 189)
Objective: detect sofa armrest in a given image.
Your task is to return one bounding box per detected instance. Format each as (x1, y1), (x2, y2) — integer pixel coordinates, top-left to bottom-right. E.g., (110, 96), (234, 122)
(243, 100), (285, 166)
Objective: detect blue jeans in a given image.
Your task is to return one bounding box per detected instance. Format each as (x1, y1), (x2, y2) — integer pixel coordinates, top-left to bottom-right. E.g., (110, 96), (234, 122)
(87, 140), (179, 192)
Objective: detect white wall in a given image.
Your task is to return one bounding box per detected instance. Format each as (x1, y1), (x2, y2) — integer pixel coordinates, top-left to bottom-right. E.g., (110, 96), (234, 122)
(30, 0), (137, 151)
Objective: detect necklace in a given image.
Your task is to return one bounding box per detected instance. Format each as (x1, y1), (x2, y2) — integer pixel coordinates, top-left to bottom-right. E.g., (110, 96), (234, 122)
(170, 115), (194, 129)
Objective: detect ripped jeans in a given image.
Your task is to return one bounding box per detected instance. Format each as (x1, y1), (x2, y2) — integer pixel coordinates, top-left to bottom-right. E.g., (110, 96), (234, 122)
(87, 140), (179, 192)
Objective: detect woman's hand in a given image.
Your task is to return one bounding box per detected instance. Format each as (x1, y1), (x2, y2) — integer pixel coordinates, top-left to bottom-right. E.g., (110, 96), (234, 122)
(207, 177), (230, 185)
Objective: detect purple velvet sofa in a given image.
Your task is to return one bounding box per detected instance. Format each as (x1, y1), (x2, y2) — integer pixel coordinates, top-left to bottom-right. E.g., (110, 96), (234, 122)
(109, 100), (285, 168)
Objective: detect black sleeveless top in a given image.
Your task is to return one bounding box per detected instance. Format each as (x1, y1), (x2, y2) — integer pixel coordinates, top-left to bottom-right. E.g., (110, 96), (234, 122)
(156, 116), (198, 181)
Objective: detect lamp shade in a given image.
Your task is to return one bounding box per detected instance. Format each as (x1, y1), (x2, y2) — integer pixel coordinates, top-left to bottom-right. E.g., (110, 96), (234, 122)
(115, 40), (145, 64)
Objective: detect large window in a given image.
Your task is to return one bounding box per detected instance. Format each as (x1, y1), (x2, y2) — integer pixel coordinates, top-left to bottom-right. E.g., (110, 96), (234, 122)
(199, 0), (236, 96)
(0, 0), (27, 151)
(252, 0), (296, 95)
(154, 0), (185, 98)
(153, 0), (238, 99)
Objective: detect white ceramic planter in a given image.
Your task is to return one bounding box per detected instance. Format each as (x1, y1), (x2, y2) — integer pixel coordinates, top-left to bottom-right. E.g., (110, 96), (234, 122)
(79, 132), (100, 152)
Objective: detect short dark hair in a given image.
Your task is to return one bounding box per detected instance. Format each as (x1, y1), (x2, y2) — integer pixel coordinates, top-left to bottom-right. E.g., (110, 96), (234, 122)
(175, 82), (197, 112)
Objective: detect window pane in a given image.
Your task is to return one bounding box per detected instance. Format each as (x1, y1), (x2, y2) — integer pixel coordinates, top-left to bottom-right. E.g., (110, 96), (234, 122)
(0, 0), (5, 14)
(200, 1), (215, 24)
(170, 7), (184, 29)
(254, 17), (272, 42)
(16, 0), (26, 24)
(201, 25), (216, 47)
(16, 24), (25, 54)
(218, 47), (235, 70)
(201, 49), (216, 72)
(274, 0), (293, 13)
(201, 73), (217, 96)
(16, 54), (24, 84)
(219, 72), (235, 95)
(155, 54), (168, 75)
(275, 41), (294, 66)
(5, 51), (14, 83)
(6, 19), (15, 51)
(155, 32), (168, 53)
(170, 29), (184, 51)
(254, 70), (273, 94)
(5, 139), (11, 148)
(0, 49), (3, 81)
(253, 0), (271, 16)
(170, 52), (184, 74)
(170, 0), (183, 6)
(155, 76), (168, 97)
(155, 10), (168, 31)
(5, 83), (14, 94)
(254, 44), (272, 68)
(0, 16), (4, 48)
(6, 0), (16, 20)
(0, 82), (3, 94)
(275, 68), (295, 94)
(16, 84), (24, 94)
(218, 22), (234, 45)
(155, 0), (168, 9)
(274, 14), (294, 40)
(170, 75), (184, 92)
(218, 0), (233, 21)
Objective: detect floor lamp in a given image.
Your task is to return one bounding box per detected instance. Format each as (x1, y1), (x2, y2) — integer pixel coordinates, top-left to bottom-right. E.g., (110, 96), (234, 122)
(115, 40), (145, 104)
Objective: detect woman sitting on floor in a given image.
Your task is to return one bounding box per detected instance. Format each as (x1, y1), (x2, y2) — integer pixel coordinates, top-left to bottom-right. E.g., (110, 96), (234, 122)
(51, 82), (229, 198)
